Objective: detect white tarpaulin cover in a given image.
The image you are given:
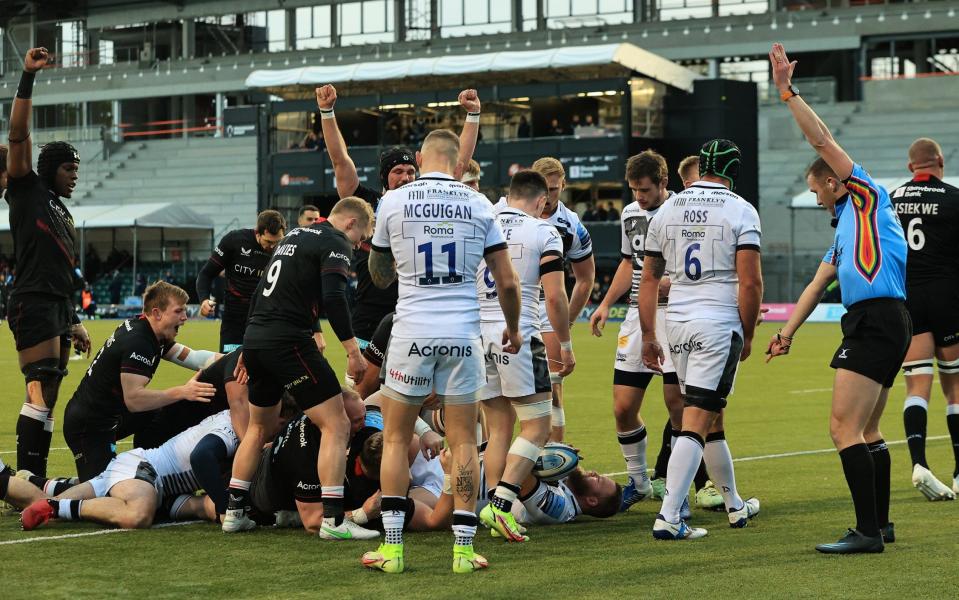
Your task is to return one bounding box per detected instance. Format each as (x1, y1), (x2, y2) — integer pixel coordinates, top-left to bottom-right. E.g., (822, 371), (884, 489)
(790, 176), (959, 208)
(245, 43), (699, 93)
(0, 202), (213, 231)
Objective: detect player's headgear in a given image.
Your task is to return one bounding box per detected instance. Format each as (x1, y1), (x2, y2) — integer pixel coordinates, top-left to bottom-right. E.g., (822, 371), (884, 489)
(37, 141), (80, 191)
(699, 139), (740, 190)
(379, 146), (416, 190)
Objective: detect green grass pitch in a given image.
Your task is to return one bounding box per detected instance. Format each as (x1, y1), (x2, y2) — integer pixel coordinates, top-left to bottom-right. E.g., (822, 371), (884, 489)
(0, 319), (955, 599)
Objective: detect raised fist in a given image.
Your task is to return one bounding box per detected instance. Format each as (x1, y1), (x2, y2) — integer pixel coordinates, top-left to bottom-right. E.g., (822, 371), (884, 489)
(315, 84), (337, 110)
(24, 48), (50, 73)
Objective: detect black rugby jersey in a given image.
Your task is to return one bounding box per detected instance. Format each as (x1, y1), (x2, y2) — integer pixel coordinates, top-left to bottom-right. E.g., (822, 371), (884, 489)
(351, 183), (399, 341)
(5, 171), (80, 299)
(67, 315), (171, 430)
(243, 221), (354, 349)
(891, 173), (959, 285)
(201, 229), (272, 324)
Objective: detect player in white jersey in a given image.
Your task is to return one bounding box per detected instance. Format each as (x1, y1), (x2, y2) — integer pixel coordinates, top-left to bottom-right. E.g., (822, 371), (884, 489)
(363, 129), (522, 574)
(20, 410), (239, 530)
(475, 170), (575, 542)
(589, 151), (686, 512)
(530, 157), (595, 441)
(640, 139), (764, 541)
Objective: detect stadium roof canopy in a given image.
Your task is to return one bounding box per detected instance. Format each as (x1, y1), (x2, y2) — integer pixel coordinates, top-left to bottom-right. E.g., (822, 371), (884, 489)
(0, 202), (213, 231)
(245, 43), (699, 97)
(790, 176), (959, 208)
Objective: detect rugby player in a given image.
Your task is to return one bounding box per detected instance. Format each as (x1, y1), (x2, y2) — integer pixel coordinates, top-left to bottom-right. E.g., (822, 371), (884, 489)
(361, 129), (521, 574)
(222, 198), (378, 542)
(0, 458), (45, 509)
(297, 204), (322, 227)
(530, 158), (595, 441)
(316, 84), (480, 348)
(21, 410), (239, 531)
(766, 43), (910, 554)
(62, 281), (218, 481)
(0, 144), (8, 193)
(5, 47), (92, 477)
(196, 210), (286, 352)
(462, 159), (482, 191)
(589, 151), (704, 511)
(641, 138), (763, 541)
(677, 155), (700, 189)
(477, 170), (574, 542)
(892, 138), (959, 500)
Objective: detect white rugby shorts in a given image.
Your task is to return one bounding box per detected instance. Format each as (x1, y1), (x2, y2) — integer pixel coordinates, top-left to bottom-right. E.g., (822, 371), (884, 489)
(665, 319), (743, 396)
(479, 323), (551, 401)
(382, 336), (485, 400)
(89, 450), (162, 499)
(615, 306), (675, 374)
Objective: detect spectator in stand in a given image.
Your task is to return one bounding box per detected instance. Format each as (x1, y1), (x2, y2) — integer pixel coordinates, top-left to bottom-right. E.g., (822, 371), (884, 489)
(549, 118), (565, 137)
(81, 285), (96, 320)
(134, 273), (147, 297)
(517, 116), (531, 139)
(108, 270), (123, 305)
(585, 114), (595, 127)
(594, 202), (608, 221)
(84, 244), (101, 283)
(581, 203), (598, 222)
(606, 202), (620, 221)
(571, 114), (582, 132)
(163, 270), (175, 285)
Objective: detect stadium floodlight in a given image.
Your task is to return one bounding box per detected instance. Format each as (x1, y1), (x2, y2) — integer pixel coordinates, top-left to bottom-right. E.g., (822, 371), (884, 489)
(855, 15), (862, 24)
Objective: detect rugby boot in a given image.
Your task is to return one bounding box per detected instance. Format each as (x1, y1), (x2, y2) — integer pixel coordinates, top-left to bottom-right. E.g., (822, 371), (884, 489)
(619, 474), (653, 512)
(695, 481), (726, 511)
(912, 464), (955, 501)
(652, 515), (707, 540)
(319, 518), (380, 541)
(20, 499), (54, 531)
(480, 504), (528, 542)
(815, 529), (884, 554)
(452, 545), (489, 573)
(362, 543), (405, 574)
(728, 497), (760, 528)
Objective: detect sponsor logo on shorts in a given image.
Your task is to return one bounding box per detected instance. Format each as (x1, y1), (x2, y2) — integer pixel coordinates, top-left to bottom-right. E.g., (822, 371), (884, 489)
(485, 351), (509, 365)
(129, 351), (155, 366)
(617, 336), (629, 349)
(837, 348), (849, 359)
(389, 369), (431, 387)
(297, 481), (321, 492)
(408, 342), (473, 358)
(615, 351), (628, 362)
(669, 340), (703, 354)
(298, 419), (309, 447)
(285, 374), (310, 390)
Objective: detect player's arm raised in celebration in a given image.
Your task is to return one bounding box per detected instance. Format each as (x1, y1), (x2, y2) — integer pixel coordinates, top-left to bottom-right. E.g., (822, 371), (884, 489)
(453, 89), (481, 181)
(316, 84), (360, 197)
(121, 371), (216, 413)
(736, 248), (763, 362)
(368, 246), (397, 289)
(638, 254), (666, 372)
(770, 43), (854, 180)
(486, 247), (523, 353)
(767, 260), (837, 361)
(542, 254), (576, 376)
(590, 257), (632, 337)
(7, 48), (49, 179)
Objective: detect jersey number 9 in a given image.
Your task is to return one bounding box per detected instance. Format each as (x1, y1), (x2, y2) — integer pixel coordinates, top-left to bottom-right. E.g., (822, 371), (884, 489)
(262, 260), (282, 296)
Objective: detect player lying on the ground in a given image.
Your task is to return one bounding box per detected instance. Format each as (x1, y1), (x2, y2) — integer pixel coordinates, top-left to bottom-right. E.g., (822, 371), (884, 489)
(20, 409), (247, 530)
(0, 459), (46, 509)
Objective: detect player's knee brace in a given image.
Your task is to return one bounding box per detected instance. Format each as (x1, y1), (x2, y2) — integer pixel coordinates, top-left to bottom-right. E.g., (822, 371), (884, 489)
(513, 398), (552, 422)
(551, 406), (566, 427)
(938, 357), (959, 374)
(22, 358), (67, 408)
(507, 436), (542, 463)
(683, 385), (727, 413)
(902, 359), (935, 376)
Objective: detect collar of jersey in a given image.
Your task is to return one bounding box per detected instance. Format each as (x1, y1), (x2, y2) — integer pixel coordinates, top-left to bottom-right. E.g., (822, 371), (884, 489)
(498, 206), (526, 217)
(688, 181), (726, 189)
(418, 171), (455, 181)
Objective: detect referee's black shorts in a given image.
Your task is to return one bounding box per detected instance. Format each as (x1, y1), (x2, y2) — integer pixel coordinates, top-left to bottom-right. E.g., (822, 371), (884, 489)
(244, 343), (341, 411)
(905, 280), (959, 348)
(7, 293), (73, 351)
(830, 298), (911, 388)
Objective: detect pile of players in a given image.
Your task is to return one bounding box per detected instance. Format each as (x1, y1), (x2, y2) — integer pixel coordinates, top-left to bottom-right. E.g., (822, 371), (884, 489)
(1, 42), (958, 570)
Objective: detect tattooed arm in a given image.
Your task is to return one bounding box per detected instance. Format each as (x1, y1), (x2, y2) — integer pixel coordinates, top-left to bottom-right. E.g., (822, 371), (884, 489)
(368, 247), (397, 289)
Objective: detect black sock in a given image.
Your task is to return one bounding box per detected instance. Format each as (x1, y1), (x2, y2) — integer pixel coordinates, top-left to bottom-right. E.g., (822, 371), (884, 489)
(868, 440), (891, 528)
(839, 443), (879, 537)
(947, 412), (959, 478)
(653, 421), (673, 479)
(322, 496), (344, 525)
(226, 487), (250, 510)
(693, 460), (709, 491)
(491, 481), (521, 513)
(903, 403), (928, 468)
(16, 413), (49, 476)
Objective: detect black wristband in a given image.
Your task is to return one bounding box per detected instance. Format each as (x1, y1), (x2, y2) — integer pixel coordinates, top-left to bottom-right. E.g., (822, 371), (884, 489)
(16, 71), (36, 100)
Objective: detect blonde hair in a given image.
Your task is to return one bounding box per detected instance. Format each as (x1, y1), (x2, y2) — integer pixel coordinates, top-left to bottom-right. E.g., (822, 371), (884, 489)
(422, 129), (460, 167)
(331, 196), (375, 229)
(143, 281), (189, 313)
(531, 157), (565, 180)
(908, 138), (943, 168)
(678, 155), (699, 183)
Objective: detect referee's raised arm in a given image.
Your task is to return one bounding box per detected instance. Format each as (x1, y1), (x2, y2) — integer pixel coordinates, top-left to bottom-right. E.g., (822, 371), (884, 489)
(769, 43), (854, 181)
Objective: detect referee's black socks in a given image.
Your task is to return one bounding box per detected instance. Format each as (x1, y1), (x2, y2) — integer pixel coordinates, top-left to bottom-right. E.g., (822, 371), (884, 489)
(868, 440), (891, 528)
(903, 396), (928, 468)
(839, 443), (879, 537)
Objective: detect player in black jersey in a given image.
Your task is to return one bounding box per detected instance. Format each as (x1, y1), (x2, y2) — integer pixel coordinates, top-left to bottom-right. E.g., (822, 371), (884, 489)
(315, 84), (481, 346)
(222, 198), (378, 541)
(297, 204), (323, 227)
(4, 48), (92, 477)
(196, 210), (286, 352)
(62, 282), (217, 481)
(893, 138), (959, 500)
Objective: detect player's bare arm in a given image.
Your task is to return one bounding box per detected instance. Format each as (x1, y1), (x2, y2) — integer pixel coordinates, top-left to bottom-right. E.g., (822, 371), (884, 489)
(567, 258), (595, 328)
(368, 247), (397, 289)
(638, 255), (666, 372)
(163, 343), (220, 371)
(486, 247), (524, 353)
(316, 84), (360, 197)
(453, 89), (481, 181)
(766, 261), (837, 362)
(70, 322), (92, 357)
(770, 43), (854, 180)
(590, 257), (632, 337)
(120, 371), (215, 413)
(7, 48), (49, 178)
(542, 258), (575, 376)
(735, 248), (764, 362)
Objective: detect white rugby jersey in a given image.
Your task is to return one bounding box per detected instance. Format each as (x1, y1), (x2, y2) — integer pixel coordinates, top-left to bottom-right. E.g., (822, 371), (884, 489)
(494, 198), (592, 261)
(477, 204), (563, 328)
(372, 173), (507, 339)
(142, 410), (238, 498)
(644, 181), (761, 323)
(620, 197), (668, 308)
(515, 479), (582, 525)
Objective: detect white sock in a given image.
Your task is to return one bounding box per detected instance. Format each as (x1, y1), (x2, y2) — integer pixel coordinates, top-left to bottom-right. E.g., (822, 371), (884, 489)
(660, 435), (703, 522)
(228, 478), (251, 491)
(381, 496), (406, 545)
(617, 426), (649, 484)
(452, 510), (478, 547)
(703, 436), (743, 511)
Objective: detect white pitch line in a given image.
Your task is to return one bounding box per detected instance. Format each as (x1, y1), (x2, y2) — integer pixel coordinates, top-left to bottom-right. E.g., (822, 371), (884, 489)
(601, 435), (949, 477)
(0, 520), (201, 546)
(0, 441), (133, 456)
(789, 381), (908, 394)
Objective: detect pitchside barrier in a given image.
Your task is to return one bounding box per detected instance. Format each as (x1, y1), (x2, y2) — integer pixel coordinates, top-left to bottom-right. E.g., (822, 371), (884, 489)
(576, 303), (846, 323)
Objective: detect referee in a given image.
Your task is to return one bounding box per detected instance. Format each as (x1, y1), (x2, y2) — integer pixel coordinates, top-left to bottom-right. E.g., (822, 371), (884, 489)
(766, 43), (910, 554)
(5, 47), (92, 478)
